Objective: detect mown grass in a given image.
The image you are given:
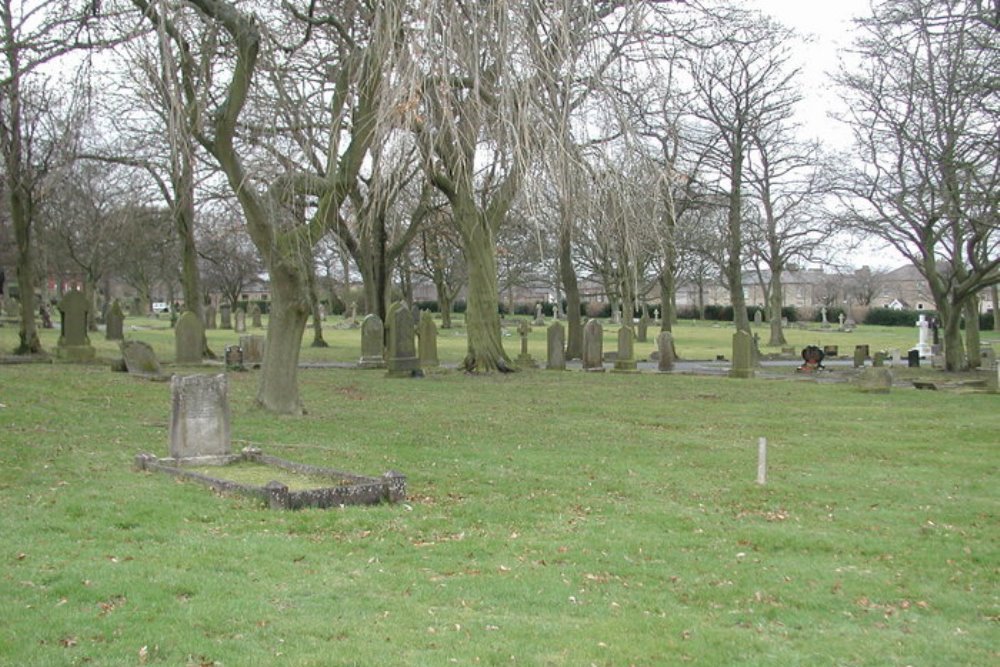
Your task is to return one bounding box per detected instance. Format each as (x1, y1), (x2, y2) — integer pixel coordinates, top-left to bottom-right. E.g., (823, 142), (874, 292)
(0, 340), (997, 665)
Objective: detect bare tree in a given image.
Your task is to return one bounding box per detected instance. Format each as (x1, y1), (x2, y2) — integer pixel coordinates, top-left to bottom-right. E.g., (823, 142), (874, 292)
(682, 5), (800, 332)
(836, 0), (1000, 370)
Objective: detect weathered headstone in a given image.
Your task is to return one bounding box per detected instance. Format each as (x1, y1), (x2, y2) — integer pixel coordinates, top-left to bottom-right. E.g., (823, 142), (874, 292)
(654, 308), (661, 323)
(873, 351), (886, 367)
(856, 367), (892, 393)
(907, 349), (920, 368)
(169, 374), (231, 459)
(613, 326), (638, 373)
(358, 314), (386, 369)
(220, 303), (232, 329)
(250, 304), (263, 328)
(913, 314), (931, 358)
(824, 345), (839, 358)
(533, 303), (545, 326)
(637, 312), (649, 343)
(121, 340), (163, 378)
(240, 334), (266, 365)
(546, 321), (566, 371)
(820, 306), (830, 328)
(175, 311), (204, 364)
(853, 345), (866, 368)
(105, 300), (124, 341)
(515, 320), (537, 368)
(611, 307), (621, 325)
(234, 309), (247, 333)
(386, 303), (421, 377)
(582, 319), (605, 372)
(57, 290), (95, 361)
(204, 304), (217, 330)
(753, 309), (763, 325)
(838, 312), (846, 330)
(656, 331), (675, 372)
(418, 311), (439, 368)
(3, 297), (18, 317)
(729, 330), (754, 379)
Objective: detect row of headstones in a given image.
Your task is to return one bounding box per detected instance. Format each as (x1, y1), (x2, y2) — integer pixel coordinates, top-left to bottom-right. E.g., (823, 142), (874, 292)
(201, 304), (263, 331)
(357, 312), (678, 373)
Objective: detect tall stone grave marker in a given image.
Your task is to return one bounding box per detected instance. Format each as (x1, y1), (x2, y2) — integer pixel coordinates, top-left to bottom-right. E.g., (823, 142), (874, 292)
(220, 303), (232, 329)
(754, 309), (763, 325)
(240, 334), (265, 365)
(533, 303), (545, 326)
(516, 320), (537, 368)
(729, 330), (754, 379)
(105, 300), (124, 341)
(546, 321), (566, 371)
(175, 311), (204, 364)
(204, 304), (217, 330)
(57, 290), (95, 360)
(358, 314), (386, 369)
(169, 374), (231, 459)
(234, 309), (246, 333)
(637, 311), (650, 343)
(853, 345), (866, 368)
(386, 303), (421, 377)
(582, 318), (605, 372)
(250, 304), (262, 328)
(418, 311), (439, 368)
(613, 326), (638, 373)
(657, 331), (675, 372)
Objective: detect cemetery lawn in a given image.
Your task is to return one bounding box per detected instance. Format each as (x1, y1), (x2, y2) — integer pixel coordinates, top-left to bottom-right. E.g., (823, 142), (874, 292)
(1, 362), (997, 666)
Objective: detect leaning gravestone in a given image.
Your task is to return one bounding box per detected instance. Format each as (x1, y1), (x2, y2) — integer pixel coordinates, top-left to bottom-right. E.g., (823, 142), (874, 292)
(175, 311), (204, 364)
(613, 326), (638, 373)
(250, 304), (263, 328)
(169, 374), (231, 459)
(729, 330), (754, 379)
(234, 309), (246, 333)
(240, 334), (265, 365)
(105, 300), (125, 341)
(57, 290), (96, 361)
(582, 319), (605, 372)
(418, 311), (439, 368)
(855, 367), (892, 394)
(546, 321), (566, 371)
(386, 303), (421, 377)
(121, 340), (164, 379)
(220, 303), (232, 329)
(656, 331), (675, 372)
(358, 314), (386, 369)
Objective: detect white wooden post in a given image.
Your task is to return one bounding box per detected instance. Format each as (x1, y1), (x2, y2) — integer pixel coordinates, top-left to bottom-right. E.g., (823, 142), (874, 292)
(756, 437), (767, 485)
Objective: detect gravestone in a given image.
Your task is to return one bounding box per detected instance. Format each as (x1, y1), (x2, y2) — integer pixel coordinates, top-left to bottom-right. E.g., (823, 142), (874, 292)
(637, 311), (649, 343)
(57, 290), (95, 361)
(824, 345), (839, 358)
(853, 345), (866, 368)
(220, 303), (232, 329)
(613, 326), (638, 373)
(358, 314), (386, 369)
(729, 330), (754, 379)
(611, 307), (621, 325)
(838, 312), (846, 330)
(386, 303), (421, 377)
(873, 351), (886, 367)
(654, 308), (660, 323)
(175, 311), (204, 364)
(582, 319), (605, 372)
(240, 335), (266, 365)
(349, 301), (358, 325)
(105, 300), (124, 341)
(979, 345), (996, 369)
(753, 309), (763, 325)
(169, 374), (231, 459)
(204, 304), (217, 330)
(121, 340), (164, 378)
(781, 316), (789, 328)
(546, 321), (566, 371)
(234, 309), (247, 333)
(3, 297), (18, 317)
(418, 311), (439, 368)
(888, 348), (901, 365)
(533, 303), (545, 326)
(912, 314), (931, 358)
(907, 349), (920, 368)
(820, 306), (830, 328)
(656, 331), (675, 372)
(250, 304), (263, 328)
(516, 320), (537, 368)
(856, 367), (892, 394)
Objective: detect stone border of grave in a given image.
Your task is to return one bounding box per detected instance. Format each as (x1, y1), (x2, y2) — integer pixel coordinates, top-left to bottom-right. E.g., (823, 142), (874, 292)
(134, 446), (406, 510)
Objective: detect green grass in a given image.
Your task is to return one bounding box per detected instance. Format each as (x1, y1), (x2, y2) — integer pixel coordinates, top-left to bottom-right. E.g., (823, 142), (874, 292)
(0, 336), (997, 665)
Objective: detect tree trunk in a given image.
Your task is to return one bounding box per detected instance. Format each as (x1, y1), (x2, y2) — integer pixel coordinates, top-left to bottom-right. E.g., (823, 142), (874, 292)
(939, 303), (966, 371)
(964, 298), (980, 370)
(306, 260), (328, 348)
(992, 285), (999, 331)
(457, 205), (511, 372)
(559, 220), (582, 360)
(256, 263), (310, 414)
(174, 153), (213, 358)
(13, 203), (41, 354)
(658, 273), (679, 359)
(767, 270), (786, 346)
